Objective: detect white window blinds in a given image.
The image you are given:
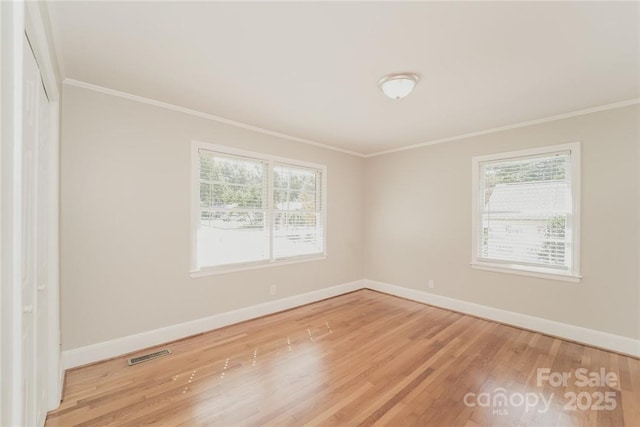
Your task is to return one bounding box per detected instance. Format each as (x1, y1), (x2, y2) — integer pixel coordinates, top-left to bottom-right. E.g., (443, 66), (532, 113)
(473, 144), (580, 279)
(198, 152), (269, 268)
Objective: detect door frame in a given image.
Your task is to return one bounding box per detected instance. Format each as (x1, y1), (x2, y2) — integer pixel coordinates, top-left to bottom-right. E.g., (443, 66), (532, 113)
(1, 2), (28, 424)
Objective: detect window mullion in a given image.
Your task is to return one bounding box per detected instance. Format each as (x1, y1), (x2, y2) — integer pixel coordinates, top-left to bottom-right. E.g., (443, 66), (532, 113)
(268, 160), (274, 262)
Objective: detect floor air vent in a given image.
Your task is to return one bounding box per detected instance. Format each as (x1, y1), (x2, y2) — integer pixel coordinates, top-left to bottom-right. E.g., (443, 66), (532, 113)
(127, 349), (172, 366)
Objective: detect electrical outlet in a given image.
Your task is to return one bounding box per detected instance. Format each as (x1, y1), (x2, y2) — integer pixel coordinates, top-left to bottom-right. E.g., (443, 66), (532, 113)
(428, 279), (435, 289)
(270, 285), (277, 296)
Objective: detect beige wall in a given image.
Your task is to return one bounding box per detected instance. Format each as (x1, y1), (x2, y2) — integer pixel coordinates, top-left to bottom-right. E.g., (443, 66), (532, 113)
(60, 85), (364, 350)
(61, 85), (639, 351)
(364, 105), (640, 339)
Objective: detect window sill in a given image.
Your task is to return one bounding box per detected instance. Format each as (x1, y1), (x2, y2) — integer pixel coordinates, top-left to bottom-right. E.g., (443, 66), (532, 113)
(190, 254), (327, 278)
(470, 261), (581, 283)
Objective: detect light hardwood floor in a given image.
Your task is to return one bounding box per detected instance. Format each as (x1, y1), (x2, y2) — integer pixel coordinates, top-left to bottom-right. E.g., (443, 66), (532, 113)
(46, 290), (639, 426)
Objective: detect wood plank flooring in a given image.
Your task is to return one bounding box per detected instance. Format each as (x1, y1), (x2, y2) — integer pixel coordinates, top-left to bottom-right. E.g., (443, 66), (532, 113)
(46, 290), (640, 426)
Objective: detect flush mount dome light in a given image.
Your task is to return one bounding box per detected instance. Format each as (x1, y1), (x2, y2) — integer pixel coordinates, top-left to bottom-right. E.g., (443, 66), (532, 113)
(378, 73), (419, 99)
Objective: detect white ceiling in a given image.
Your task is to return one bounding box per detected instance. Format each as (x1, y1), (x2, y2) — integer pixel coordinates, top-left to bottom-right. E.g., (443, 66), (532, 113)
(48, 1), (639, 155)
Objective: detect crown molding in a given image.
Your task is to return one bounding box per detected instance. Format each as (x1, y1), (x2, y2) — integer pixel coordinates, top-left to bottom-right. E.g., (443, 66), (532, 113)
(62, 78), (366, 158)
(63, 78), (638, 159)
(364, 98), (640, 158)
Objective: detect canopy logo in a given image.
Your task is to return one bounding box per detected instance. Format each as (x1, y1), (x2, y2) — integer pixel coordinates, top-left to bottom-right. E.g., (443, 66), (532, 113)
(463, 388), (552, 416)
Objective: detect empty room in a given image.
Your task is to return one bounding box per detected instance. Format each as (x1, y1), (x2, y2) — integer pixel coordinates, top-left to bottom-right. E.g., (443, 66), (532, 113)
(1, 1), (639, 426)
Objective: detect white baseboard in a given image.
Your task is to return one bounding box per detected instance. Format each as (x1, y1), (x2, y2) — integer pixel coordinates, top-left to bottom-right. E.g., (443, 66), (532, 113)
(63, 279), (364, 369)
(62, 278), (639, 370)
(363, 279), (640, 358)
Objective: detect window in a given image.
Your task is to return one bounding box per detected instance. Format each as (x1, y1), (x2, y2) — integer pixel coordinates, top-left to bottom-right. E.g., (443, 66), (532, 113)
(471, 143), (581, 282)
(191, 141), (326, 275)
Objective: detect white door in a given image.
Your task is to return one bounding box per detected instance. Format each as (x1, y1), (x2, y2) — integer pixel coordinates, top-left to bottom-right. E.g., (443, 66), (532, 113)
(22, 33), (40, 427)
(35, 63), (50, 427)
(22, 33), (50, 427)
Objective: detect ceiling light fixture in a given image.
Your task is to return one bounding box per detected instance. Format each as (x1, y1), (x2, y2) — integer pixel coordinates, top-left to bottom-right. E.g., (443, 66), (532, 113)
(378, 73), (419, 100)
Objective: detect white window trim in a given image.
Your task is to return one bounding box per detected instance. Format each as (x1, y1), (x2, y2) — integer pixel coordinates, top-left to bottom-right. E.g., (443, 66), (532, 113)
(190, 140), (328, 277)
(470, 142), (582, 282)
